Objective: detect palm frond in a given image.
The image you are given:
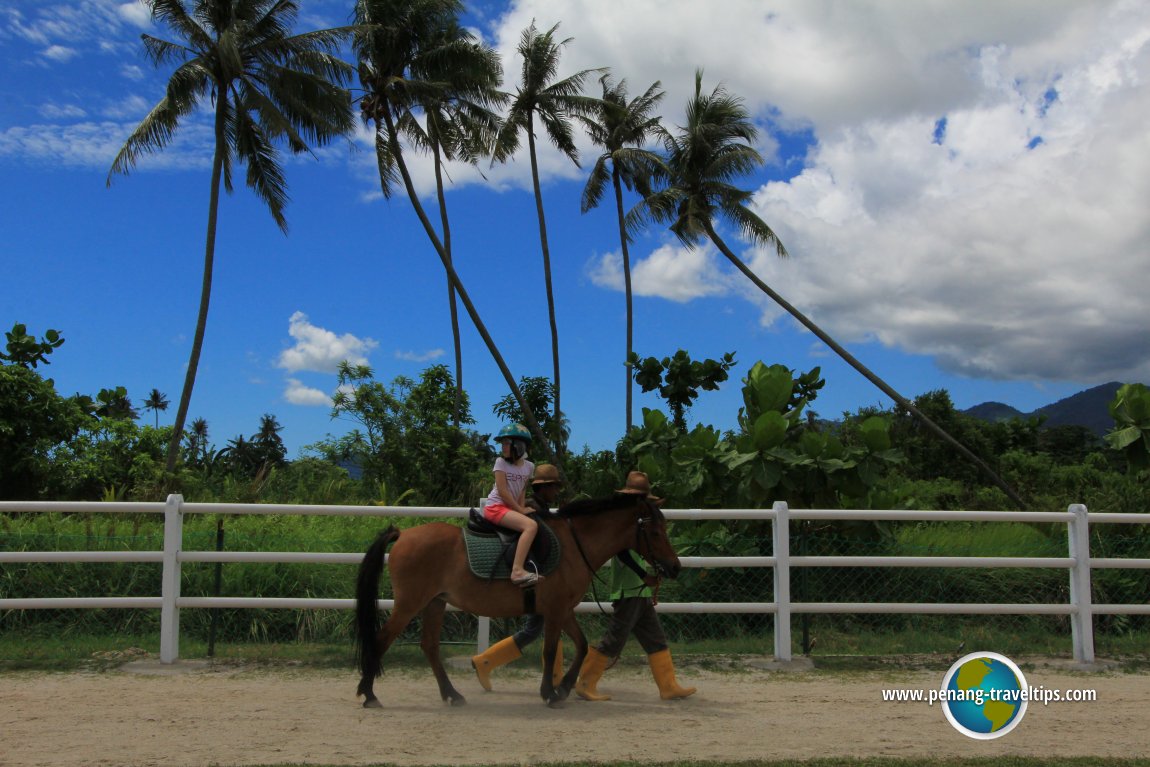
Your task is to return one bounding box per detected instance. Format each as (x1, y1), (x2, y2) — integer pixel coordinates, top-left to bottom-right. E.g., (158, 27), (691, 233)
(580, 156), (611, 213)
(219, 95), (236, 194)
(373, 125), (401, 199)
(725, 202), (787, 257)
(107, 59), (209, 183)
(107, 96), (183, 183)
(537, 107), (581, 164)
(260, 66), (354, 147)
(233, 103), (289, 231)
(238, 75), (308, 155)
(148, 0), (211, 50)
(246, 0), (296, 48)
(141, 34), (193, 67)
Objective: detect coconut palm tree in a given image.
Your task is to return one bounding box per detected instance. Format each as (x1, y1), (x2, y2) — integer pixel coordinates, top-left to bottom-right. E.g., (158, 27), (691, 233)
(185, 417), (210, 466)
(143, 388), (170, 428)
(402, 16), (505, 428)
(354, 0), (553, 460)
(638, 70), (1027, 508)
(108, 0), (355, 475)
(578, 74), (668, 432)
(493, 21), (601, 460)
(252, 412), (287, 469)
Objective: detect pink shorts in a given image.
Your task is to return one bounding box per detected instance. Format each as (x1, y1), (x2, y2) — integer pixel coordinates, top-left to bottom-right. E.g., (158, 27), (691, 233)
(483, 503), (513, 524)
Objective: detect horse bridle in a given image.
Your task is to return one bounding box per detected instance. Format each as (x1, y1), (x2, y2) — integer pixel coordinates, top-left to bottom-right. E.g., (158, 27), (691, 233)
(634, 505), (671, 577)
(566, 499), (669, 609)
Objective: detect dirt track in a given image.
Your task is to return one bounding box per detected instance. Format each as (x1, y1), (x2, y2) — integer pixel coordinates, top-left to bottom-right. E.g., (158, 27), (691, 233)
(2, 657), (1148, 766)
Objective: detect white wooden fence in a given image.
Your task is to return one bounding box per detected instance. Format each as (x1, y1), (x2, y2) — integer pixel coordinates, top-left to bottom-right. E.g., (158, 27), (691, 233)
(1, 496), (1148, 664)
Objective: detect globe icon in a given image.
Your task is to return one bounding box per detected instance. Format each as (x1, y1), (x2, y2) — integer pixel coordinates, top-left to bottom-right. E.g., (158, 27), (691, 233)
(941, 652), (1028, 739)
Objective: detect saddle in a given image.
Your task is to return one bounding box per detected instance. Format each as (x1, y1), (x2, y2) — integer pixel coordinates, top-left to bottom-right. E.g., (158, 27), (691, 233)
(463, 508), (560, 582)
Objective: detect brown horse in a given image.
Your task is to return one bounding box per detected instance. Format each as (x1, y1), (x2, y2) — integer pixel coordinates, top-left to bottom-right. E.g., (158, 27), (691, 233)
(354, 493), (681, 707)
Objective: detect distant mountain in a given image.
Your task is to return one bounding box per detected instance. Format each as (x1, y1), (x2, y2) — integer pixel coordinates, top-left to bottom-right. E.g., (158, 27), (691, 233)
(965, 401), (1024, 422)
(963, 382), (1127, 436)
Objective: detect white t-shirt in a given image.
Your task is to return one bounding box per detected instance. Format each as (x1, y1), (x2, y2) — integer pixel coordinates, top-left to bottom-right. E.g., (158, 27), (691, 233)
(486, 457), (534, 508)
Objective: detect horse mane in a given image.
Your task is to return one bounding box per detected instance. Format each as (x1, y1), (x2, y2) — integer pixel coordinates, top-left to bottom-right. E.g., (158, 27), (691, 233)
(556, 493), (660, 520)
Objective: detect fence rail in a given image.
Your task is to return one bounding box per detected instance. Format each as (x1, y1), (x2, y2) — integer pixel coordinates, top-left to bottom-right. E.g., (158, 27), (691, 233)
(2, 497), (1148, 664)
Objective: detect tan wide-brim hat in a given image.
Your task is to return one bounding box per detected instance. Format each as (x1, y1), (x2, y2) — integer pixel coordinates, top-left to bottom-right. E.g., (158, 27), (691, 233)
(532, 463), (562, 485)
(616, 470), (662, 501)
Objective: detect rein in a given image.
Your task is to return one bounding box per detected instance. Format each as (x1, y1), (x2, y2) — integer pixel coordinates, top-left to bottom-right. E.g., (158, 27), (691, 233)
(564, 516), (612, 614)
(564, 500), (665, 614)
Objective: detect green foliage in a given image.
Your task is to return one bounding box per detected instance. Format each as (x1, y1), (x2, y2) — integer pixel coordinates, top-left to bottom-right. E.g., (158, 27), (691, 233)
(0, 363), (90, 500)
(732, 363), (900, 508)
(93, 385), (138, 421)
(327, 362), (489, 505)
(629, 349), (737, 431)
(492, 376), (569, 457)
(1, 323), (64, 368)
(620, 361), (901, 510)
(1106, 383), (1150, 473)
(560, 446), (623, 500)
(48, 419), (169, 501)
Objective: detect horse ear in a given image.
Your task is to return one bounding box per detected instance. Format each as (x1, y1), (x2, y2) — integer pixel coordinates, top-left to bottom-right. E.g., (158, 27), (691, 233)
(651, 497), (666, 509)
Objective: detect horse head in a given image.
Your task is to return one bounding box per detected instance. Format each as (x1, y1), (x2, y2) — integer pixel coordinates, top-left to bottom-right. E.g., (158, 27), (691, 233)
(633, 497), (682, 579)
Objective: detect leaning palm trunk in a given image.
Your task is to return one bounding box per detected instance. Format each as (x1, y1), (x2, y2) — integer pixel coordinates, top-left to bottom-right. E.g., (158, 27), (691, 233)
(526, 119), (563, 461)
(377, 112), (553, 461)
(431, 141), (465, 428)
(702, 221), (1027, 510)
(165, 102), (227, 475)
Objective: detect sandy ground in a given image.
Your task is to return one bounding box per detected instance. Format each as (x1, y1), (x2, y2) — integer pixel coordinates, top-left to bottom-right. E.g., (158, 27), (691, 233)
(2, 656), (1148, 767)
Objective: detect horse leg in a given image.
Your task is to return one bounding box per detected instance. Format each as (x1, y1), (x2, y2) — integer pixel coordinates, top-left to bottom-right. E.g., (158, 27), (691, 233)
(358, 608), (417, 709)
(559, 614), (588, 695)
(420, 598), (466, 707)
(540, 619), (567, 707)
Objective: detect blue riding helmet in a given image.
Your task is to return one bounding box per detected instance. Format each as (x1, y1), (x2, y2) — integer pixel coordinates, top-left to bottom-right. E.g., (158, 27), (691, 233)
(494, 423), (532, 444)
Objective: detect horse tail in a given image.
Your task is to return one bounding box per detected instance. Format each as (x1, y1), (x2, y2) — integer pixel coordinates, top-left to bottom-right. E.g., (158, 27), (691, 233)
(355, 526), (400, 684)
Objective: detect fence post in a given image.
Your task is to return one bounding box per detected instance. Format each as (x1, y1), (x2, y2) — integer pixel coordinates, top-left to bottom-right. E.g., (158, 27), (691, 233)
(772, 501), (792, 662)
(474, 497), (492, 651)
(477, 616), (491, 653)
(160, 493), (184, 664)
(1067, 503), (1095, 663)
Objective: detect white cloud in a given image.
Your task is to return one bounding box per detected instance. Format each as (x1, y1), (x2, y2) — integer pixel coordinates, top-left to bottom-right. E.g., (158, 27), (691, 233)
(0, 119), (212, 169)
(101, 94), (153, 120)
(38, 103), (87, 120)
(283, 379), (331, 407)
(588, 243), (729, 302)
(11, 1), (143, 41)
(743, 0), (1150, 382)
(396, 349), (446, 363)
(540, 0), (1150, 385)
(116, 1), (151, 29)
(277, 311), (378, 373)
(42, 44), (78, 63)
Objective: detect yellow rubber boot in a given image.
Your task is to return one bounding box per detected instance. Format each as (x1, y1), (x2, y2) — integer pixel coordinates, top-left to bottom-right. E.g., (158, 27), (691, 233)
(471, 637), (522, 692)
(574, 647), (613, 701)
(542, 639), (564, 686)
(648, 649), (696, 700)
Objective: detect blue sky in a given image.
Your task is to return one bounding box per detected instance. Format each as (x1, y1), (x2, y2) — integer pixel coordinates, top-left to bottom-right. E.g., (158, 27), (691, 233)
(2, 0), (1148, 458)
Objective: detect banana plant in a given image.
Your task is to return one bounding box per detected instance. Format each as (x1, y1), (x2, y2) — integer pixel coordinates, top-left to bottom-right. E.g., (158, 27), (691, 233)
(1105, 383), (1150, 473)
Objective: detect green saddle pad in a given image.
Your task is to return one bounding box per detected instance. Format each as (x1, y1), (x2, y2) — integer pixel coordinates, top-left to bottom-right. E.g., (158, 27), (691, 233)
(464, 521), (561, 581)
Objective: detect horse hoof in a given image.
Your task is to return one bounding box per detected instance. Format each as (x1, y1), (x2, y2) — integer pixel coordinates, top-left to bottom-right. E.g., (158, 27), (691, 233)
(546, 698), (568, 709)
(448, 695), (467, 707)
(362, 698), (383, 709)
(554, 686), (571, 702)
